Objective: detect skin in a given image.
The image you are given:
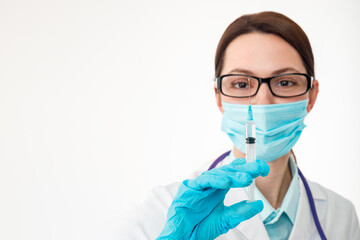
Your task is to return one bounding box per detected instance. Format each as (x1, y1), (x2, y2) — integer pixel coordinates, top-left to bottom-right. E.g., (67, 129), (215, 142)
(215, 32), (319, 209)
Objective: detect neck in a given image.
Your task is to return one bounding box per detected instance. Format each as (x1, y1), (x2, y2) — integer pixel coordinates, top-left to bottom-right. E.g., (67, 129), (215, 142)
(233, 146), (292, 209)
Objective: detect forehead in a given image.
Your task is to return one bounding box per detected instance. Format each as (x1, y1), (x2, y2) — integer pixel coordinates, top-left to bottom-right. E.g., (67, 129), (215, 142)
(222, 32), (306, 76)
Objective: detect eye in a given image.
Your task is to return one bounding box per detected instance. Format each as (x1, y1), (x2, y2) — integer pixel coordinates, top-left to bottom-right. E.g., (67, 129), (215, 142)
(278, 80), (294, 87)
(233, 81), (249, 89)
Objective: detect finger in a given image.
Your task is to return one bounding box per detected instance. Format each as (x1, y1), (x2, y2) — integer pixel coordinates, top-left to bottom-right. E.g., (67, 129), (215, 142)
(205, 170), (253, 188)
(206, 159), (269, 188)
(195, 200), (264, 239)
(221, 158), (270, 178)
(186, 169), (253, 190)
(186, 159), (269, 191)
(222, 200), (264, 230)
(256, 159), (270, 177)
(185, 174), (232, 190)
(231, 158), (247, 165)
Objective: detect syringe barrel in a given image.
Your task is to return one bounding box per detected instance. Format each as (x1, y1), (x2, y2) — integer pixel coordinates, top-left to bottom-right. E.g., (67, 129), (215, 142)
(245, 121), (256, 139)
(246, 121), (256, 201)
(245, 121), (256, 163)
(246, 143), (256, 163)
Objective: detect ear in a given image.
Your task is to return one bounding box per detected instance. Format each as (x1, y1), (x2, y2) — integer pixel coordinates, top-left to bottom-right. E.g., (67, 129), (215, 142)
(307, 79), (319, 113)
(215, 87), (224, 114)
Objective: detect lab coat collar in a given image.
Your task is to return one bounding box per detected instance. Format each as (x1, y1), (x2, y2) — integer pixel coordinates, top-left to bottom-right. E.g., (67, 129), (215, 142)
(288, 175), (328, 239)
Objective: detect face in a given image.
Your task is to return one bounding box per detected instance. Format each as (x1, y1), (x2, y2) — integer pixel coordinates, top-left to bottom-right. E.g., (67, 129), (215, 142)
(215, 33), (319, 113)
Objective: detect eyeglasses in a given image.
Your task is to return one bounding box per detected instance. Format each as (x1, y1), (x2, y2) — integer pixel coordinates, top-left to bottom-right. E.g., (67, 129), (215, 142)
(215, 73), (313, 98)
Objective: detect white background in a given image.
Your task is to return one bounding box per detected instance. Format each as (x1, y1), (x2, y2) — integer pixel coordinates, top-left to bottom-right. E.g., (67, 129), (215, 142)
(0, 0), (359, 239)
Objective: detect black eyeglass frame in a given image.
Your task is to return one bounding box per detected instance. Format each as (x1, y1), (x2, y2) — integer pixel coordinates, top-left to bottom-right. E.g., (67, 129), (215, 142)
(215, 72), (314, 98)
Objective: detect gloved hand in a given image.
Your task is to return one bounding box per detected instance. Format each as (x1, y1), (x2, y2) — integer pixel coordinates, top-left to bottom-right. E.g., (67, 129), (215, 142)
(157, 158), (270, 240)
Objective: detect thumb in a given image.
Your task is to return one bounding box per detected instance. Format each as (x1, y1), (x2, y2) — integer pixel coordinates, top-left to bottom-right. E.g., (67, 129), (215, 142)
(194, 200), (264, 240)
(222, 200), (264, 230)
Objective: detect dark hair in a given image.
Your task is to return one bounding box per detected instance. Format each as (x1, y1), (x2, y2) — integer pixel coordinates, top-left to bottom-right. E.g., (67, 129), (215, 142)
(215, 11), (314, 78)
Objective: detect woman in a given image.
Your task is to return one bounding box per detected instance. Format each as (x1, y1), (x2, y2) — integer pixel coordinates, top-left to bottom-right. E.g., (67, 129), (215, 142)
(127, 11), (360, 239)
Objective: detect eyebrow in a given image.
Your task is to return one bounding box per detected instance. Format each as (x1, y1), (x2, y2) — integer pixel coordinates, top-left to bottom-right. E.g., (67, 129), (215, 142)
(228, 67), (303, 76)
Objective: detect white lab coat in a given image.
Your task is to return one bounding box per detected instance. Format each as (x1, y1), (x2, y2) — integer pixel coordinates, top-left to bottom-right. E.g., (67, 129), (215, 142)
(124, 160), (360, 239)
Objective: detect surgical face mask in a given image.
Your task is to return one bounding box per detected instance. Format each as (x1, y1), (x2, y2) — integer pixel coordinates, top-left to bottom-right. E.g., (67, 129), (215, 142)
(221, 99), (309, 162)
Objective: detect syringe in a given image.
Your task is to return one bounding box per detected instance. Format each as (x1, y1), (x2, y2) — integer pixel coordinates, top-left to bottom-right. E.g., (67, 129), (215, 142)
(246, 106), (256, 201)
(245, 79), (256, 202)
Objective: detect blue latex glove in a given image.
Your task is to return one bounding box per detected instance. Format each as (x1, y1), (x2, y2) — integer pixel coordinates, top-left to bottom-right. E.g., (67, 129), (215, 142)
(157, 158), (270, 240)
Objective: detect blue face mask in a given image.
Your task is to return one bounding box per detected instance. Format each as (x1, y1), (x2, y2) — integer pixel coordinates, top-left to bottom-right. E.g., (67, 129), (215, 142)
(221, 99), (309, 162)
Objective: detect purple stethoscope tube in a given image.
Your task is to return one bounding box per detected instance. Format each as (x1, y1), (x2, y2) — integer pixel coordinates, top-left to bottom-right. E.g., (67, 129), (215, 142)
(208, 150), (327, 240)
